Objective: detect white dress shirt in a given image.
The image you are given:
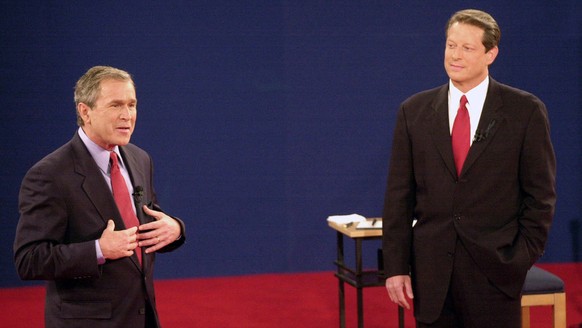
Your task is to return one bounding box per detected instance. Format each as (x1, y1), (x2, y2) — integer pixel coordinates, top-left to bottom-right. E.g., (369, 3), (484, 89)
(448, 77), (489, 146)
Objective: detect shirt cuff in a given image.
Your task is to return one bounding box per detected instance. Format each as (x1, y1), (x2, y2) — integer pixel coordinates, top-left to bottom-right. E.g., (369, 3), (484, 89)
(95, 240), (106, 265)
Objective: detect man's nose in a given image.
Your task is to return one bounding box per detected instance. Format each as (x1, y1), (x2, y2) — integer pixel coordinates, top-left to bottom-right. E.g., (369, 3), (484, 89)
(119, 106), (133, 119)
(452, 48), (462, 59)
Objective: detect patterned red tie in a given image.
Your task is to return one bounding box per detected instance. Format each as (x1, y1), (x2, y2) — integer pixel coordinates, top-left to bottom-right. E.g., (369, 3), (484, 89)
(452, 95), (470, 177)
(110, 152), (142, 265)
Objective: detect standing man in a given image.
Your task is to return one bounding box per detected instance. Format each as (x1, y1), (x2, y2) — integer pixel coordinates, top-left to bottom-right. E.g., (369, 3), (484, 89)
(14, 66), (186, 328)
(382, 9), (556, 327)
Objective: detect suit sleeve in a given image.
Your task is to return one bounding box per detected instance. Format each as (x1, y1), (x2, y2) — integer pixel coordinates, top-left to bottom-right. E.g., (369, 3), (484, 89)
(518, 100), (556, 263)
(382, 105), (416, 277)
(14, 164), (101, 281)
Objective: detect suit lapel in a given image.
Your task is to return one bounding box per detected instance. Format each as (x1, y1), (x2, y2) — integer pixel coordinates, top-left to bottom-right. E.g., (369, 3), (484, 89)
(71, 135), (119, 226)
(428, 85), (458, 179)
(460, 79), (504, 176)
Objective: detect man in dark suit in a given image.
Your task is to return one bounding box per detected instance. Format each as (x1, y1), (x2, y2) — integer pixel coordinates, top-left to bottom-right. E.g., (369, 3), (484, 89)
(382, 9), (556, 327)
(14, 66), (186, 328)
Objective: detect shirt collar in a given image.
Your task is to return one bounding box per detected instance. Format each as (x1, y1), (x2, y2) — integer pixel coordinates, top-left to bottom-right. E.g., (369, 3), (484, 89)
(449, 77), (489, 108)
(77, 127), (122, 174)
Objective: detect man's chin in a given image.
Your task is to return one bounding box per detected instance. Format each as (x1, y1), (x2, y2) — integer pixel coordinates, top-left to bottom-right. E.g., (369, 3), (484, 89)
(115, 137), (132, 146)
(446, 70), (464, 81)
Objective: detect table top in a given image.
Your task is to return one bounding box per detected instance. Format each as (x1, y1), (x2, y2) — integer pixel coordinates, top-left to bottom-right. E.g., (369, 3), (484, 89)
(327, 218), (382, 238)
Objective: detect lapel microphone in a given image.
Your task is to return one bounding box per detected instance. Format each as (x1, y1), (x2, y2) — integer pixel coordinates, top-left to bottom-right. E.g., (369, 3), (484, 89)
(132, 186), (144, 203)
(473, 119), (497, 142)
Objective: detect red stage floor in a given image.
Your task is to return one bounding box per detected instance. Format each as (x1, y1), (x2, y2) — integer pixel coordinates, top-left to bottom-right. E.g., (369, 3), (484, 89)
(1, 263), (580, 327)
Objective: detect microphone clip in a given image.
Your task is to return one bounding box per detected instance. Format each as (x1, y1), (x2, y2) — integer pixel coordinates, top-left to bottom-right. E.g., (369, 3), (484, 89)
(473, 131), (486, 143)
(473, 119), (496, 143)
(132, 186), (144, 203)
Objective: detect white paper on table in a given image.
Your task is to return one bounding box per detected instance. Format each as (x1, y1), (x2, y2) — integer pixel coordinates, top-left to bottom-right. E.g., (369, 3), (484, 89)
(356, 220), (382, 229)
(326, 213), (366, 225)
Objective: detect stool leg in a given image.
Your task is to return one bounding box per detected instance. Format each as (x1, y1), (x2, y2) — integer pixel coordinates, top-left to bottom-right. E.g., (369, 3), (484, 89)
(521, 306), (530, 328)
(355, 239), (364, 328)
(554, 293), (566, 328)
(337, 232), (346, 328)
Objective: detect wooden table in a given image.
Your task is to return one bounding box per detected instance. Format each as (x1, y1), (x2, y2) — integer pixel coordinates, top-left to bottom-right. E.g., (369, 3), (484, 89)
(329, 219), (404, 328)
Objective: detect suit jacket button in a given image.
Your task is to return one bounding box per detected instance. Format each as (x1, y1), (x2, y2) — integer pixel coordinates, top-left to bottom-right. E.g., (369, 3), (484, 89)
(139, 308), (146, 315)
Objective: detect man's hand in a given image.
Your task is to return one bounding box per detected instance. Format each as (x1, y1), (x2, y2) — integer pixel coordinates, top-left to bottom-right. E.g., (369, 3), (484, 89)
(98, 220), (138, 260)
(137, 205), (181, 254)
(386, 275), (414, 310)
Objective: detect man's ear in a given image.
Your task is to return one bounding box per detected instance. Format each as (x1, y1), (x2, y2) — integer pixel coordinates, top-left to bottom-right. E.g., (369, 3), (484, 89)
(487, 46), (499, 65)
(77, 103), (90, 124)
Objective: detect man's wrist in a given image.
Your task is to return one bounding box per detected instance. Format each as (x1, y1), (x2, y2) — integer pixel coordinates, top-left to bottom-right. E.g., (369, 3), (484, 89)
(95, 240), (106, 265)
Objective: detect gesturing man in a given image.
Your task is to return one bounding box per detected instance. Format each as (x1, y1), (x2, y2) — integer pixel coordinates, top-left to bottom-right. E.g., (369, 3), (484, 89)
(14, 66), (186, 328)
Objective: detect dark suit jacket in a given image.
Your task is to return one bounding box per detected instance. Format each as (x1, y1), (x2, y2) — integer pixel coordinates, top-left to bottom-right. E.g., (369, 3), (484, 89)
(14, 132), (185, 328)
(381, 78), (556, 323)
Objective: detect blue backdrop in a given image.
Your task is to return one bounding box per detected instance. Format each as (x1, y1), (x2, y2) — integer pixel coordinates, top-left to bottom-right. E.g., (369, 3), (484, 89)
(1, 1), (580, 287)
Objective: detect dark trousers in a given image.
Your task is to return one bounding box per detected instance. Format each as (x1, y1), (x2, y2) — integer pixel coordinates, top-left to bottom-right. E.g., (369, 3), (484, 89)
(417, 240), (521, 328)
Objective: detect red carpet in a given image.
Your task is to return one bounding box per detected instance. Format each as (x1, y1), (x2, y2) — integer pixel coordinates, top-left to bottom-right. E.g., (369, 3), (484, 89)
(1, 263), (580, 327)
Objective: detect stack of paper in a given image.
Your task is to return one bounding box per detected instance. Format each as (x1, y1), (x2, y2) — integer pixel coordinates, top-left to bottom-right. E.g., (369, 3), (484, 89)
(356, 219), (382, 229)
(326, 213), (366, 225)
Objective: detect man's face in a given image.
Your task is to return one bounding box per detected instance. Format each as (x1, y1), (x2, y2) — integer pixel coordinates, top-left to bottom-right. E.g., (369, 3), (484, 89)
(444, 22), (498, 93)
(78, 79), (137, 150)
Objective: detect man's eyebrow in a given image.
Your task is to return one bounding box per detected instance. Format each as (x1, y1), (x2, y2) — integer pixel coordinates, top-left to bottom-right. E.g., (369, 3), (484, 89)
(107, 99), (137, 105)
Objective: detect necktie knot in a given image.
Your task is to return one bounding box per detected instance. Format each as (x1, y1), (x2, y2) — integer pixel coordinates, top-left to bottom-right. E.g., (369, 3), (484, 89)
(110, 152), (119, 172)
(460, 95), (468, 109)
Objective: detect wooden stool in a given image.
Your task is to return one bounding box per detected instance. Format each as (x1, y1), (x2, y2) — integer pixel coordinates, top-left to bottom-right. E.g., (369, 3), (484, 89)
(521, 265), (566, 328)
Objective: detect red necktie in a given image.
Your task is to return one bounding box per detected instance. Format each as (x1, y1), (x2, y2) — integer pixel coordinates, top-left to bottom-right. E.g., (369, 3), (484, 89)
(110, 152), (142, 265)
(452, 95), (470, 177)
